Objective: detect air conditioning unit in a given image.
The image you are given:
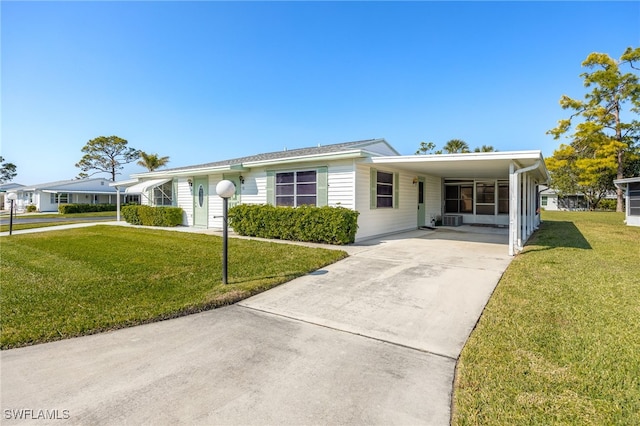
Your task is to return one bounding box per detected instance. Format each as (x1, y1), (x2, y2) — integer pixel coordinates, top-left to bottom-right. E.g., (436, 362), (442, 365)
(443, 215), (463, 226)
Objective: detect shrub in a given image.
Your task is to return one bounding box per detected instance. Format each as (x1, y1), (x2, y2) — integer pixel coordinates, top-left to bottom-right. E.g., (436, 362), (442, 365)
(228, 204), (359, 245)
(25, 205), (37, 213)
(121, 205), (183, 227)
(596, 199), (617, 211)
(58, 204), (118, 214)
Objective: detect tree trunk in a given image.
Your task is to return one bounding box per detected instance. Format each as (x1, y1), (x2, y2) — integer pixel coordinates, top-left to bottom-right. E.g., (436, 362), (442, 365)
(614, 103), (624, 213)
(617, 150), (624, 212)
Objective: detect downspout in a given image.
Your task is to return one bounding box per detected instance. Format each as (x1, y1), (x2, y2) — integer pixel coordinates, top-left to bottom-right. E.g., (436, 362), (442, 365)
(509, 160), (541, 255)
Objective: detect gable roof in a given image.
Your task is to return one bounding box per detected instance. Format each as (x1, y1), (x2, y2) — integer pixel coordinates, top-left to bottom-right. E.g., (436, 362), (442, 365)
(9, 178), (114, 192)
(131, 138), (397, 178)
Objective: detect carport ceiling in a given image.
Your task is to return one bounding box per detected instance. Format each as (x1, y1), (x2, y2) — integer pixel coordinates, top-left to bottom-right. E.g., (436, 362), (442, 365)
(371, 151), (548, 180)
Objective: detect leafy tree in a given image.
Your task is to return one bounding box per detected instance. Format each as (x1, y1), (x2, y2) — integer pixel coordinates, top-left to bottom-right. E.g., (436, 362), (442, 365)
(137, 152), (170, 172)
(0, 156), (17, 183)
(548, 47), (640, 212)
(546, 140), (616, 209)
(474, 145), (496, 152)
(415, 141), (437, 155)
(442, 139), (470, 153)
(75, 136), (140, 181)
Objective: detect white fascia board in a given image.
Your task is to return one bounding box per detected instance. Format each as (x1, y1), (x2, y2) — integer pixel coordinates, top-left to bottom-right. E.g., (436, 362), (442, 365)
(42, 190), (117, 194)
(110, 179), (139, 188)
(372, 150), (543, 164)
(241, 151), (367, 168)
(614, 177), (640, 185)
(130, 164), (248, 179)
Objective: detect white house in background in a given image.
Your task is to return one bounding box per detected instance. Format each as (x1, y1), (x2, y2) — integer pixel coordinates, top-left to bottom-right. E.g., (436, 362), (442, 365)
(4, 178), (132, 212)
(539, 186), (589, 211)
(0, 183), (26, 209)
(112, 139), (549, 255)
(614, 177), (640, 227)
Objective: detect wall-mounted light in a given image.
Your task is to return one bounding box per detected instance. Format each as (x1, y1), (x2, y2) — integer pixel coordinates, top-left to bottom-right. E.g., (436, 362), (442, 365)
(412, 177), (419, 185)
(187, 178), (193, 188)
(239, 175), (245, 185)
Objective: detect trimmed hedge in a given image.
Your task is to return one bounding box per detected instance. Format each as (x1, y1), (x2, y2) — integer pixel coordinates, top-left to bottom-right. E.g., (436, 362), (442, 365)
(121, 205), (184, 227)
(228, 204), (359, 245)
(58, 204), (118, 214)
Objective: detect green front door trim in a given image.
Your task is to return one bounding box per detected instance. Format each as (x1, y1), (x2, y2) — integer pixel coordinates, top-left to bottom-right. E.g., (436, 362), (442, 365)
(193, 176), (208, 228)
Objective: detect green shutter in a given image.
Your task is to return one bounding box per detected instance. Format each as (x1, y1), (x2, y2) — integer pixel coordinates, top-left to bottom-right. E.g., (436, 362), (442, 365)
(393, 172), (399, 209)
(266, 170), (275, 205)
(370, 168), (377, 209)
(317, 166), (328, 207)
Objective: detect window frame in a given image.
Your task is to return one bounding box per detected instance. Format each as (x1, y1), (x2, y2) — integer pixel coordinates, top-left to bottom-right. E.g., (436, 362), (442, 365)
(275, 170), (318, 207)
(50, 193), (69, 204)
(153, 182), (173, 206)
(370, 168), (399, 209)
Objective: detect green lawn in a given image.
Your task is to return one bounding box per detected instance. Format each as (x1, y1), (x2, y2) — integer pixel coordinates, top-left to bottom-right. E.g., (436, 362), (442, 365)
(0, 226), (347, 349)
(0, 211), (117, 232)
(453, 211), (640, 425)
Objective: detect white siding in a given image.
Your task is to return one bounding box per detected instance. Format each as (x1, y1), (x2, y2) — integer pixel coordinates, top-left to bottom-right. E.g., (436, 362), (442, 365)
(542, 194), (559, 211)
(354, 163), (418, 241)
(209, 175), (224, 229)
(328, 161), (356, 208)
(176, 178), (193, 226)
(424, 175), (442, 225)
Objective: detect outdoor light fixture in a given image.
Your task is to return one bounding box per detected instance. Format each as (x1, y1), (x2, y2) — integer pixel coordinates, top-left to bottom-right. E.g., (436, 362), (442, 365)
(6, 192), (17, 236)
(412, 177), (419, 185)
(187, 179), (193, 188)
(239, 175), (245, 185)
(216, 179), (236, 285)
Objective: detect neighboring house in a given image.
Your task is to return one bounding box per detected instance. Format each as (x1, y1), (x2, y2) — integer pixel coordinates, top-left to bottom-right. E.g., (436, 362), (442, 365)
(614, 177), (640, 227)
(0, 183), (26, 210)
(539, 186), (617, 211)
(539, 186), (588, 211)
(4, 178), (133, 212)
(112, 139), (549, 255)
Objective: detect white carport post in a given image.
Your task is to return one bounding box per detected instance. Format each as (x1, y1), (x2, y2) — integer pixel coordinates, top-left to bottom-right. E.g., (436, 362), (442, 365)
(509, 162), (518, 256)
(509, 161), (541, 256)
(116, 187), (121, 222)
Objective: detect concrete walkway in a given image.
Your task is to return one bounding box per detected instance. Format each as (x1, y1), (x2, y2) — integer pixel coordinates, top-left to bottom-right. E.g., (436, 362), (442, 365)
(1, 225), (512, 425)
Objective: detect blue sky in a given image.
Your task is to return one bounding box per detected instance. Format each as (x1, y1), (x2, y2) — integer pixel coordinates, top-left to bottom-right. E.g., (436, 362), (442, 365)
(2, 1), (639, 184)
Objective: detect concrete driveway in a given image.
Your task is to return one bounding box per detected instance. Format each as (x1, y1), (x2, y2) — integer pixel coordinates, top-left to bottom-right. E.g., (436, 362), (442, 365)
(1, 227), (511, 425)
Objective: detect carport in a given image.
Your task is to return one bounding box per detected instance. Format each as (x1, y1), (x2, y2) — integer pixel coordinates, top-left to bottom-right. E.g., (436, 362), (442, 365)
(370, 150), (549, 255)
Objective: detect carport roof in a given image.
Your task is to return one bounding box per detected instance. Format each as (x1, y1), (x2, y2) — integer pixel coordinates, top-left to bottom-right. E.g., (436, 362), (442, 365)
(371, 150), (549, 181)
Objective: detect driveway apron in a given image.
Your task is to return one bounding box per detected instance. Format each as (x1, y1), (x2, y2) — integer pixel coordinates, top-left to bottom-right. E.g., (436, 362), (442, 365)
(1, 228), (512, 425)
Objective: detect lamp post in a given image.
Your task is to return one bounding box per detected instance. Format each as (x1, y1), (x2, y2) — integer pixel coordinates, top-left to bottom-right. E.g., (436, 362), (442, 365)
(6, 193), (17, 236)
(216, 180), (236, 284)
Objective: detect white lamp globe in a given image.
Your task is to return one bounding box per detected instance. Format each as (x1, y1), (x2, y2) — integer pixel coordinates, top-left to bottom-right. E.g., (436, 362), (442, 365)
(6, 193), (17, 201)
(216, 180), (236, 199)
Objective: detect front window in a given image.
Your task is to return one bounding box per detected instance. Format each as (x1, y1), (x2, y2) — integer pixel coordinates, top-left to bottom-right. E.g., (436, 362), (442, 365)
(50, 193), (69, 204)
(276, 170), (317, 207)
(153, 182), (173, 206)
(475, 182), (495, 215)
(445, 182), (473, 213)
(376, 171), (394, 208)
(498, 181), (509, 214)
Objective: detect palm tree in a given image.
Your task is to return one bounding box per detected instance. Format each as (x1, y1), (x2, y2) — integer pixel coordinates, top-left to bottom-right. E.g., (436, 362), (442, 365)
(442, 139), (470, 154)
(474, 145), (496, 152)
(137, 152), (170, 172)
